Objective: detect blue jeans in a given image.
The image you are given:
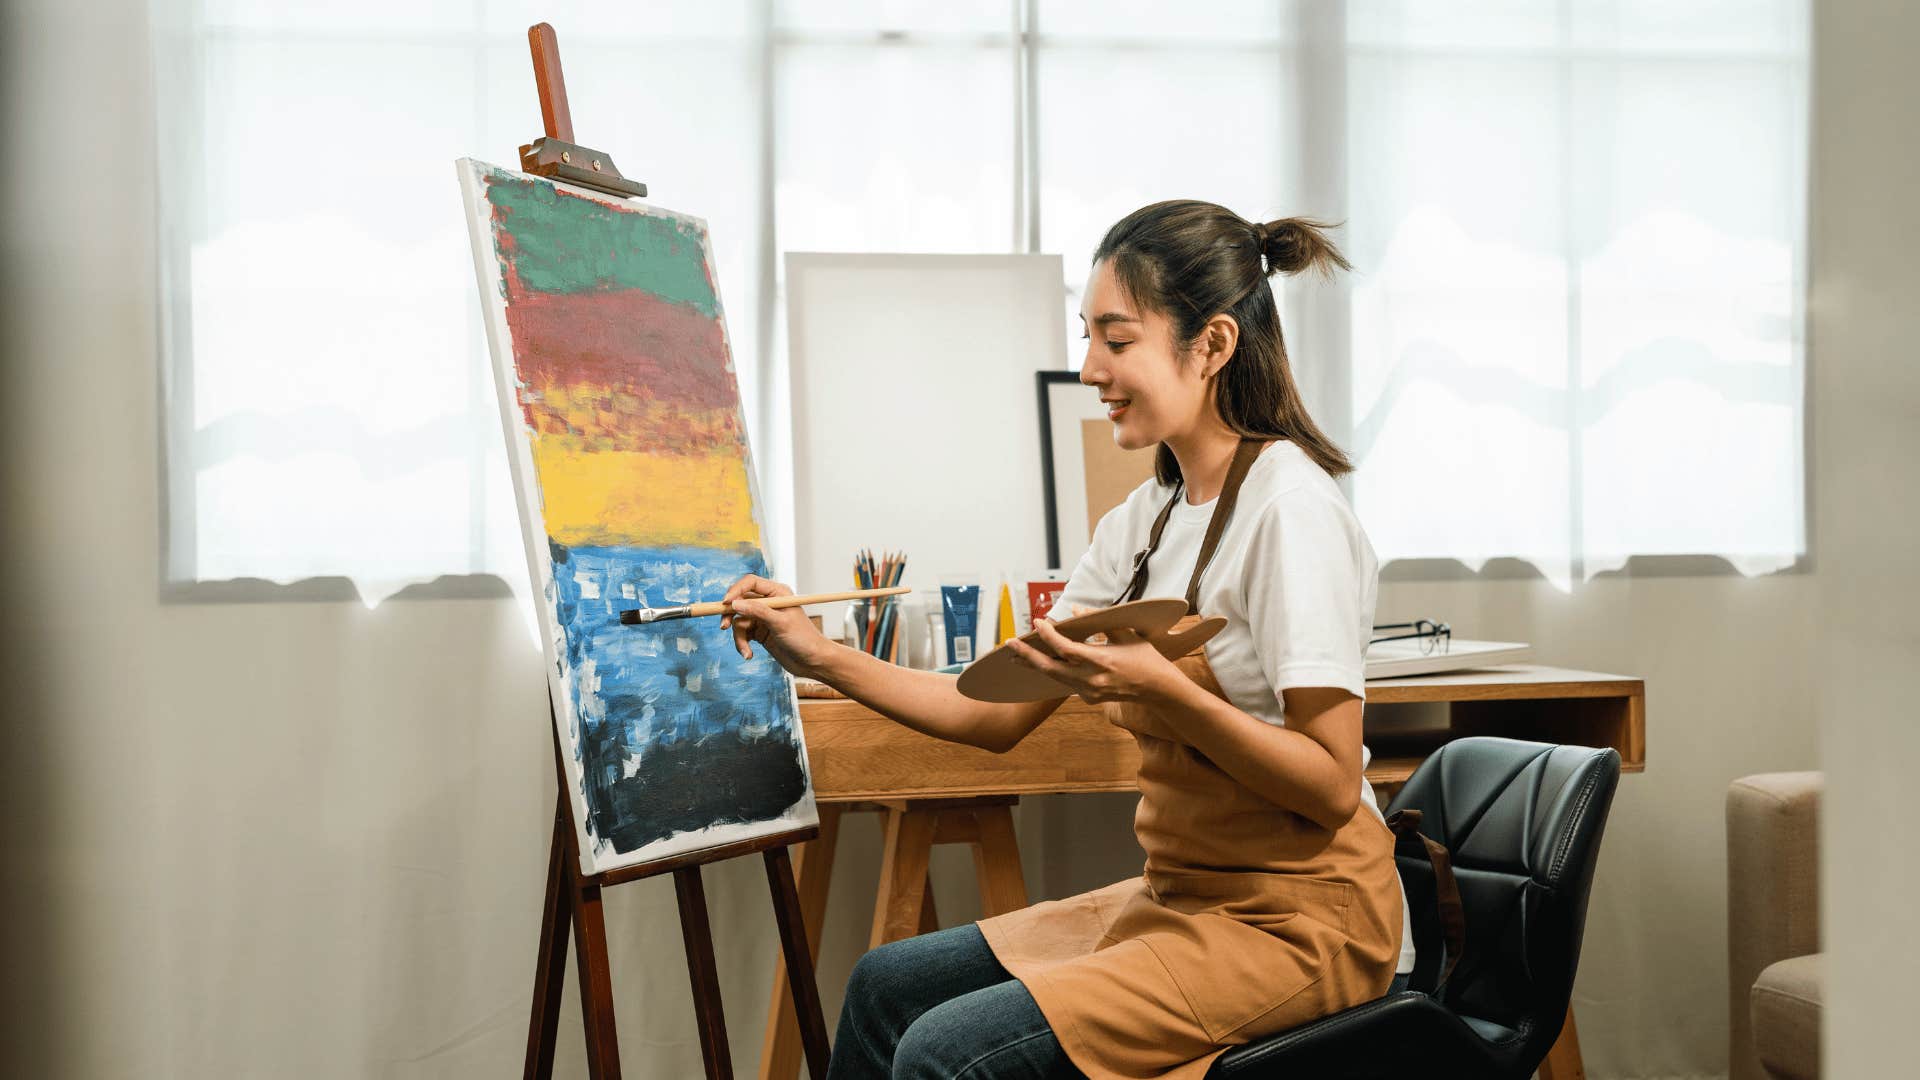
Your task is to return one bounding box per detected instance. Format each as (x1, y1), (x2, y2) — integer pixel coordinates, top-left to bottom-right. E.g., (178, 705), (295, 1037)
(826, 922), (1414, 1079)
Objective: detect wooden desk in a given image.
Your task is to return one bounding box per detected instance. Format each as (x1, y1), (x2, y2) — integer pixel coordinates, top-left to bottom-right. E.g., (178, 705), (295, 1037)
(759, 664), (1644, 1080)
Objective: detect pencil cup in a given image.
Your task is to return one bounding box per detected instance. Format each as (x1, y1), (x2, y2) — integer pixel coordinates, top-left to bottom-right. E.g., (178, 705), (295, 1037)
(842, 595), (908, 664)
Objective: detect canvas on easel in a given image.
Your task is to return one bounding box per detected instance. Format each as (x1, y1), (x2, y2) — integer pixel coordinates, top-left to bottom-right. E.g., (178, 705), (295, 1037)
(458, 158), (817, 878)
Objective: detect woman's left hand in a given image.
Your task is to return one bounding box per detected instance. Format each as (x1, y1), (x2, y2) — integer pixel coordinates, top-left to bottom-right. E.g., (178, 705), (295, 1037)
(1004, 607), (1184, 705)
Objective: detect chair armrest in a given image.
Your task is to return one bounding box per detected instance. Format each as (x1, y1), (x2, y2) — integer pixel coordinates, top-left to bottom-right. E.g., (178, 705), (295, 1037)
(1727, 772), (1821, 1080)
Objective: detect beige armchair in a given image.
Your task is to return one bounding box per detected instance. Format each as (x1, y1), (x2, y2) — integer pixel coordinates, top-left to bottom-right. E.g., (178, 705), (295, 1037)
(1727, 772), (1823, 1080)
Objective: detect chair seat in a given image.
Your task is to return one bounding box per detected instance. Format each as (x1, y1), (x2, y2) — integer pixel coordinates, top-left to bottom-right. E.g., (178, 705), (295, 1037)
(1751, 953), (1823, 1080)
(1211, 991), (1516, 1078)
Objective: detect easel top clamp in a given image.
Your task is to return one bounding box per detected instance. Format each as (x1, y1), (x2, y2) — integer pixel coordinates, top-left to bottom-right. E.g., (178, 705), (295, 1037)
(519, 22), (648, 200)
(509, 23), (829, 1080)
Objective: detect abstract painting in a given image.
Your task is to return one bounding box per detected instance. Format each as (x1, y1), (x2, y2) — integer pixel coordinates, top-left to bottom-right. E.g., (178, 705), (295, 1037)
(457, 159), (814, 876)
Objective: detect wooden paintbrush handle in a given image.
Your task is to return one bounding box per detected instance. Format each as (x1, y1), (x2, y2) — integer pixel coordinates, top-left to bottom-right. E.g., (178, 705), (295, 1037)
(685, 586), (910, 618)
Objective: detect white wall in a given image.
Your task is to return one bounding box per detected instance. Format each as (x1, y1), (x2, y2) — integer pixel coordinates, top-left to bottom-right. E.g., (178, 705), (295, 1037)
(4, 2), (1904, 1078)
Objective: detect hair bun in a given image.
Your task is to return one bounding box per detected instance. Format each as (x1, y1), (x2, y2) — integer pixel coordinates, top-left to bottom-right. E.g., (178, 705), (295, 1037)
(1255, 217), (1353, 278)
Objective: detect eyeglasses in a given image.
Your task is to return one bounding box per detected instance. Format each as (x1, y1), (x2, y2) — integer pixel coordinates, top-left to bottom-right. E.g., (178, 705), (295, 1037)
(1370, 619), (1451, 655)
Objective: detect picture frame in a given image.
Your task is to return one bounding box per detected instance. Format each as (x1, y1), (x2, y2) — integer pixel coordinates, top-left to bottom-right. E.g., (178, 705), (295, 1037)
(1036, 370), (1158, 568)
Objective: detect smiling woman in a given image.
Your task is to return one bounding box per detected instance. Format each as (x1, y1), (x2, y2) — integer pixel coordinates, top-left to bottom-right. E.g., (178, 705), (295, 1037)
(726, 199), (1418, 1079)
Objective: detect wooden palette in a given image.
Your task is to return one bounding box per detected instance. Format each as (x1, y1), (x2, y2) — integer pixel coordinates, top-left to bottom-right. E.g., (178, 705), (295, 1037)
(955, 598), (1227, 703)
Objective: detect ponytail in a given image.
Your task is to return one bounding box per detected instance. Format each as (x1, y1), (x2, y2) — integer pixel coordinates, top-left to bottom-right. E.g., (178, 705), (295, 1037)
(1254, 216), (1353, 278)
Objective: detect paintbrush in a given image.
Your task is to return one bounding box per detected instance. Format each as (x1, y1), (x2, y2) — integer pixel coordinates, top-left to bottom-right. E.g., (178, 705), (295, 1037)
(618, 586), (911, 625)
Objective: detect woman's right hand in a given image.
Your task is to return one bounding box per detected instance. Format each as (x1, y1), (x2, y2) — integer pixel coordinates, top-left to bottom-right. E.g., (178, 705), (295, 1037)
(720, 574), (832, 677)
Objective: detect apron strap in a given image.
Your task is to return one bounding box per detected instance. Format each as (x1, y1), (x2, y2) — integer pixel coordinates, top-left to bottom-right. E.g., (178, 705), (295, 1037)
(1115, 483), (1182, 606)
(1385, 808), (1468, 1001)
(1114, 438), (1268, 613)
(1183, 438), (1264, 613)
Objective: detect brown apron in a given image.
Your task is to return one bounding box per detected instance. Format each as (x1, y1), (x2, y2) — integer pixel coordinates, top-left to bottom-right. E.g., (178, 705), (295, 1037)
(977, 439), (1406, 1080)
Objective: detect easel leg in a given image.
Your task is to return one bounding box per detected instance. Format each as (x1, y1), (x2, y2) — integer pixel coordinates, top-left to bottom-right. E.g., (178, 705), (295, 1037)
(758, 806), (841, 1080)
(572, 876), (622, 1079)
(1536, 1006), (1587, 1080)
(870, 806), (936, 947)
(675, 866), (733, 1080)
(524, 794), (571, 1080)
(764, 845), (833, 1080)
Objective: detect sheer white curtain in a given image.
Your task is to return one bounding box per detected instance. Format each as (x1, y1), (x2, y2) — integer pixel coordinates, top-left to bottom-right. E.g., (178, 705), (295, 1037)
(1342, 0), (1809, 589)
(154, 0), (1808, 605)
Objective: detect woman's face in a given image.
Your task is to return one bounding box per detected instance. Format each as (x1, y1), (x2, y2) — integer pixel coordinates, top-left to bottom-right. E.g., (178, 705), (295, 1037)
(1078, 259), (1216, 451)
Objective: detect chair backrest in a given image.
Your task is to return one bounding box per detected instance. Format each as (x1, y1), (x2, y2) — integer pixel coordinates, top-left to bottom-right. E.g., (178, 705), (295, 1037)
(1387, 737), (1620, 1058)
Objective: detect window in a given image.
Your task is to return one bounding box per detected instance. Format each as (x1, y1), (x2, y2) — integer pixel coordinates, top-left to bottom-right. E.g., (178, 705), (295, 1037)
(153, 0), (1808, 602)
(1343, 0), (1809, 586)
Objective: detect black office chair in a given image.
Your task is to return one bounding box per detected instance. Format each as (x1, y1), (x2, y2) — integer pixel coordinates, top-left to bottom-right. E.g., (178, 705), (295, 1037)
(1210, 736), (1622, 1079)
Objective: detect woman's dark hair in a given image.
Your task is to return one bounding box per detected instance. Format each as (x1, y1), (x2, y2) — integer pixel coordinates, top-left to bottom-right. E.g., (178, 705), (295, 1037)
(1092, 200), (1354, 484)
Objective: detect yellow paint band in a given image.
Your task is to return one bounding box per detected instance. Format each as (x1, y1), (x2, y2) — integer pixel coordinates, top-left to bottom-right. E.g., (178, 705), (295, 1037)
(530, 440), (762, 548)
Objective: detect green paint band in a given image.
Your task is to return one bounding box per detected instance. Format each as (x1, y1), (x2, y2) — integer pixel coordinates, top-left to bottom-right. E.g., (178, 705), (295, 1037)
(484, 168), (717, 316)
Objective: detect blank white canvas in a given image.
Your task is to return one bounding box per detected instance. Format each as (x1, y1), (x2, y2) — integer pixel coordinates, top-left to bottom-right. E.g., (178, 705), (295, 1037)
(786, 254), (1069, 648)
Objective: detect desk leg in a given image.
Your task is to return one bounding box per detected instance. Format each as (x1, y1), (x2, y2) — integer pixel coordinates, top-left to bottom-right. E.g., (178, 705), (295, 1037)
(918, 872), (940, 932)
(1536, 1006), (1586, 1080)
(971, 803), (1030, 918)
(871, 806), (937, 946)
(758, 806), (842, 1080)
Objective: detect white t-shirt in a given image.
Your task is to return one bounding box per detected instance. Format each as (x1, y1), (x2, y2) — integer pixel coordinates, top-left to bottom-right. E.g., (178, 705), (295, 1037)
(1051, 439), (1416, 975)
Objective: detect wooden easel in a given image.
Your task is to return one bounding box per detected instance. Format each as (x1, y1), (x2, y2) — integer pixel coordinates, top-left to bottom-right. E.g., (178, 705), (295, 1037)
(510, 23), (830, 1080)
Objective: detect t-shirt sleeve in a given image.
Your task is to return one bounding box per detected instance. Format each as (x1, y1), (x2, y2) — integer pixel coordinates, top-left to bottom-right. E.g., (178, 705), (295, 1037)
(1240, 487), (1372, 703)
(1047, 491), (1136, 620)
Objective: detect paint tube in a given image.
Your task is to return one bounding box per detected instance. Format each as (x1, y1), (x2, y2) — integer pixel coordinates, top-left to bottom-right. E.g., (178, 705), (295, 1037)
(1026, 576), (1067, 629)
(939, 577), (981, 666)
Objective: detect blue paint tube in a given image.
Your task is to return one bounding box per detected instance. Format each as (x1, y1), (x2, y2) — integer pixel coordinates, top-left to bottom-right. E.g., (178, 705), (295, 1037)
(939, 578), (981, 666)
